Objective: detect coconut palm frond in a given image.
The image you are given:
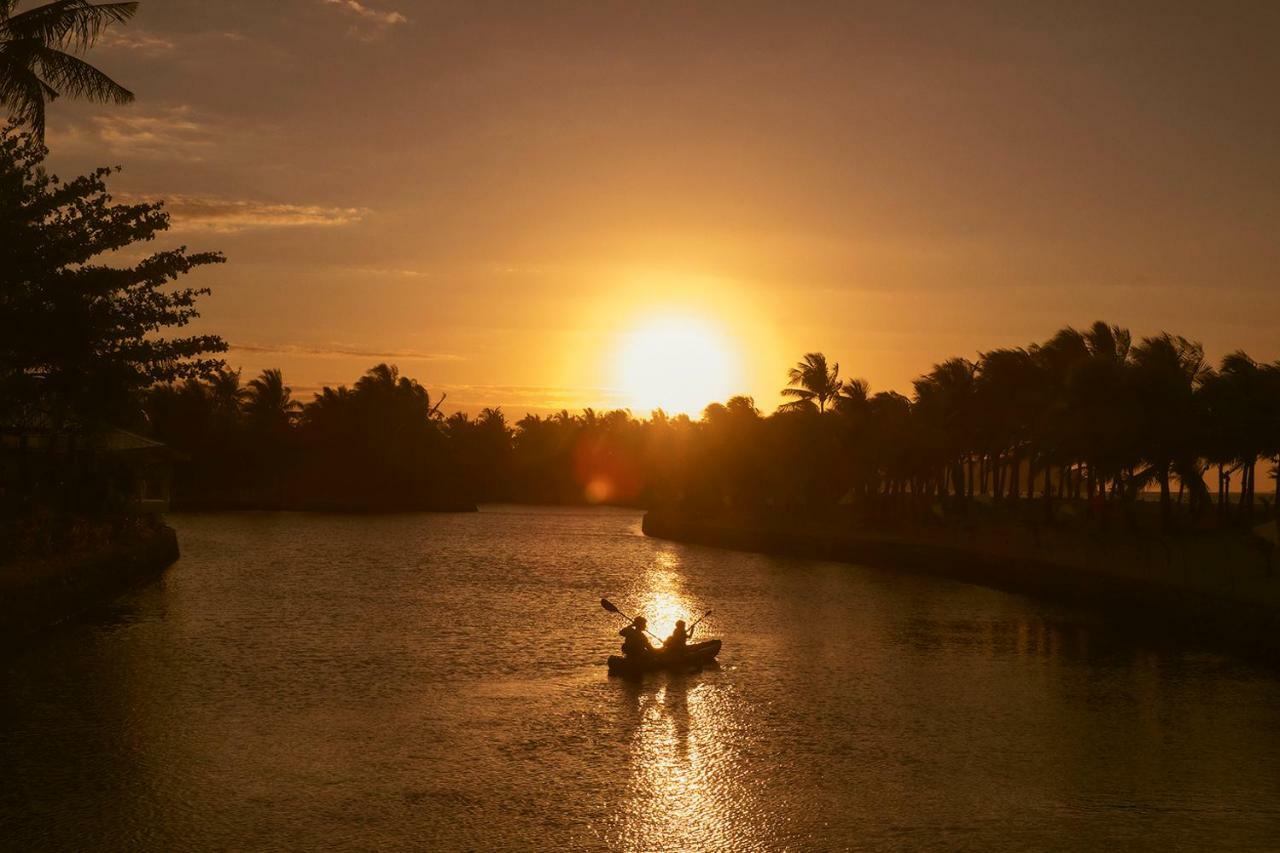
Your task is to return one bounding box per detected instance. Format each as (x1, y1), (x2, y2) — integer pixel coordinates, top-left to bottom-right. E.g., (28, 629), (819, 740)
(0, 52), (55, 136)
(2, 1), (138, 52)
(779, 387), (815, 399)
(32, 43), (131, 102)
(1, 1), (136, 137)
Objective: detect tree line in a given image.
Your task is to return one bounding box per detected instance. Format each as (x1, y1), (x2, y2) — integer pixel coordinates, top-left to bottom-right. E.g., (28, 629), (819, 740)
(143, 321), (1280, 531)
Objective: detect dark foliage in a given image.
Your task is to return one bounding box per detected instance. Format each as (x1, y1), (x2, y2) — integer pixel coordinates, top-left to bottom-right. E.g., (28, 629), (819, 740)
(0, 126), (225, 432)
(147, 321), (1280, 529)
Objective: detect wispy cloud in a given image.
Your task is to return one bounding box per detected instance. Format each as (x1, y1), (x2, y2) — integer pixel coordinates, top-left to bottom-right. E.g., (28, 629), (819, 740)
(50, 105), (216, 161)
(340, 266), (432, 278)
(114, 194), (370, 233)
(97, 28), (246, 54)
(229, 343), (462, 362)
(321, 0), (407, 39)
(98, 28), (176, 55)
(442, 384), (630, 410)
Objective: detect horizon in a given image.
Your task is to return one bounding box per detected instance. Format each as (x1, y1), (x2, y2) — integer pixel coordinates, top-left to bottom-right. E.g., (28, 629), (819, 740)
(38, 0), (1280, 417)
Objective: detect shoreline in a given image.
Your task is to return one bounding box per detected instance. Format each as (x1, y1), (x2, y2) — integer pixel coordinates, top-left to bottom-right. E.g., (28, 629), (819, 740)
(643, 507), (1280, 660)
(0, 522), (180, 638)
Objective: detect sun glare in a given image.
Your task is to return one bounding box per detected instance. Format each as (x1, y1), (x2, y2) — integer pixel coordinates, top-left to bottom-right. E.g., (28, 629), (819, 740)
(613, 315), (740, 416)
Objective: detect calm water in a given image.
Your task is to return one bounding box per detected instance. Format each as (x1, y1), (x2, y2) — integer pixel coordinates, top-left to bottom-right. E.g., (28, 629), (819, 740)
(3, 506), (1280, 851)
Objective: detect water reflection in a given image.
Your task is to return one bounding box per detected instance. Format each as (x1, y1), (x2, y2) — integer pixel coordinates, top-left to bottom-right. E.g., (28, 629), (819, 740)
(609, 672), (752, 851)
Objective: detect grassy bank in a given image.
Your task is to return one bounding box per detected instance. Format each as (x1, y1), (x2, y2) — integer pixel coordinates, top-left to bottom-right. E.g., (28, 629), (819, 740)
(643, 505), (1280, 658)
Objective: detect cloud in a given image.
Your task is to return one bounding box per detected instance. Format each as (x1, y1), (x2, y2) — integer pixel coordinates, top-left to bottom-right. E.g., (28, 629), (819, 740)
(98, 28), (176, 55)
(229, 343), (462, 362)
(340, 266), (432, 278)
(97, 28), (246, 54)
(440, 384), (630, 411)
(50, 105), (217, 161)
(321, 0), (407, 39)
(114, 194), (370, 233)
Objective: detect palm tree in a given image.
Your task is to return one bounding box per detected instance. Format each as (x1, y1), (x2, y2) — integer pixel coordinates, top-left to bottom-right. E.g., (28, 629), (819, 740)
(1130, 333), (1209, 529)
(974, 348), (1037, 500)
(205, 368), (246, 421)
(245, 368), (301, 429)
(913, 358), (977, 498)
(781, 352), (841, 413)
(1200, 353), (1274, 523)
(1, 1), (137, 139)
(1073, 322), (1139, 507)
(835, 378), (871, 416)
(865, 391), (913, 496)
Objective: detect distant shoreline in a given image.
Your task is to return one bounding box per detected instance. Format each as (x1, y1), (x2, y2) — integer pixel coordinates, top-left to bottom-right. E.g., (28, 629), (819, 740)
(643, 506), (1280, 660)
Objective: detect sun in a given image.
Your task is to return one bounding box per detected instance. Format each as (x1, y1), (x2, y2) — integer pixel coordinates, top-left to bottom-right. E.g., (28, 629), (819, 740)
(612, 314), (740, 416)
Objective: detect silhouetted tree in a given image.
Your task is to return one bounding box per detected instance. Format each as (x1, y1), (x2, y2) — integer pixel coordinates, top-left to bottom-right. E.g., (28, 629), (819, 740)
(781, 352), (842, 413)
(245, 368), (300, 430)
(1200, 353), (1277, 523)
(0, 125), (224, 514)
(1130, 334), (1208, 529)
(974, 348), (1037, 501)
(913, 358), (977, 500)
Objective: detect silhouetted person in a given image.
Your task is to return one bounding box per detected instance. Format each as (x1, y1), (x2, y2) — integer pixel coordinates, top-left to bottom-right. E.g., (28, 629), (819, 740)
(619, 616), (656, 659)
(664, 620), (689, 654)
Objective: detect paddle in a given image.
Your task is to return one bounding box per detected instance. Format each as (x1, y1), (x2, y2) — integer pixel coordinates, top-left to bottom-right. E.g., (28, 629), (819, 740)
(600, 597), (663, 642)
(686, 609), (712, 639)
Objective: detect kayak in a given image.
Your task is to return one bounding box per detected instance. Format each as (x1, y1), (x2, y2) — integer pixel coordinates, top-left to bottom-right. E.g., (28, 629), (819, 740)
(607, 639), (722, 676)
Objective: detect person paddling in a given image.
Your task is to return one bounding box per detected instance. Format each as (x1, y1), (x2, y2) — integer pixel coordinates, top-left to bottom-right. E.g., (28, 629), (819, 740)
(663, 620), (689, 654)
(619, 616), (657, 659)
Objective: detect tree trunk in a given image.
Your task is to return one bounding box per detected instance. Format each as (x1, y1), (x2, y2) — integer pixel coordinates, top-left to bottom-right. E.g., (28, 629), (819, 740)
(17, 433), (30, 506)
(1239, 457), (1256, 523)
(1159, 465), (1172, 532)
(1087, 463), (1097, 514)
(1217, 464), (1225, 520)
(1218, 468), (1228, 522)
(1042, 459), (1055, 520)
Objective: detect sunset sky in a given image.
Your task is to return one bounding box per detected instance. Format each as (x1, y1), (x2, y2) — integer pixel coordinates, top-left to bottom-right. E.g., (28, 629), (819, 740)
(46, 0), (1280, 416)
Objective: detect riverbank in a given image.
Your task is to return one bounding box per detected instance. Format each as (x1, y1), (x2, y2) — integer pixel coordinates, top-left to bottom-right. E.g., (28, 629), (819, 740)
(643, 506), (1280, 658)
(0, 517), (180, 637)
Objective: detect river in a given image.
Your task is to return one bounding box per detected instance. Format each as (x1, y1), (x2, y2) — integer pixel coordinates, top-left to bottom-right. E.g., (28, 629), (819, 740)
(3, 506), (1279, 851)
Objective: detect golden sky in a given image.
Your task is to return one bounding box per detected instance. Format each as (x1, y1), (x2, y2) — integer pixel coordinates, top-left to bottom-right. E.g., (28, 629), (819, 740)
(47, 1), (1280, 415)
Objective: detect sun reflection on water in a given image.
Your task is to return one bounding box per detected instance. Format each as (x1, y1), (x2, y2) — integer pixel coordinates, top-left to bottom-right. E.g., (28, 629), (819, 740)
(605, 670), (758, 850)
